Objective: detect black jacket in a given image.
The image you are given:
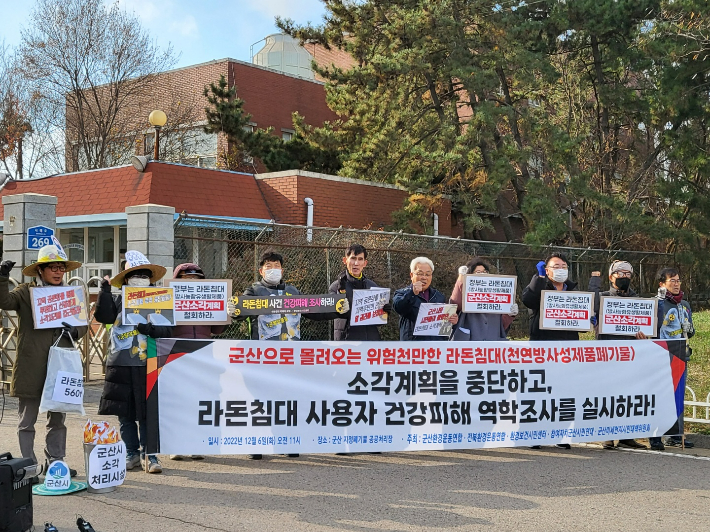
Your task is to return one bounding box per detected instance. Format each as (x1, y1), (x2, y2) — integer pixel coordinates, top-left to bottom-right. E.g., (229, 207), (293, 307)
(393, 285), (446, 341)
(589, 276), (641, 340)
(521, 275), (580, 341)
(95, 287), (173, 420)
(328, 271), (382, 341)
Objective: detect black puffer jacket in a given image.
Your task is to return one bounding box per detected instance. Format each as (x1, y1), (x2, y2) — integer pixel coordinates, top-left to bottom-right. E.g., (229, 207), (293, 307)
(328, 271), (382, 341)
(521, 275), (580, 341)
(95, 287), (173, 420)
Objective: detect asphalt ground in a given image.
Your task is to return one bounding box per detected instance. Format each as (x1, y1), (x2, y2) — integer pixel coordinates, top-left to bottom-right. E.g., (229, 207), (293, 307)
(2, 382), (709, 532)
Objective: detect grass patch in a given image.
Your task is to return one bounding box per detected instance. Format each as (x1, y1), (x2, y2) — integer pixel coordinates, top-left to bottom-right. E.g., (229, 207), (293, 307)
(686, 310), (710, 434)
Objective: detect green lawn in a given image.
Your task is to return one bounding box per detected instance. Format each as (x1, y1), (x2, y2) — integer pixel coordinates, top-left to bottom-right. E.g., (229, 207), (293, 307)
(686, 310), (710, 433)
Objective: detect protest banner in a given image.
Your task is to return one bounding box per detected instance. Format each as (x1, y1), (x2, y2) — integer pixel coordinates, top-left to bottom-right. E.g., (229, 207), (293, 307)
(413, 303), (457, 337)
(231, 293), (347, 316)
(166, 279), (233, 325)
(599, 296), (658, 337)
(86, 442), (126, 491)
(31, 285), (89, 329)
(539, 291), (594, 332)
(350, 288), (390, 326)
(462, 275), (517, 314)
(146, 338), (685, 456)
(122, 286), (175, 326)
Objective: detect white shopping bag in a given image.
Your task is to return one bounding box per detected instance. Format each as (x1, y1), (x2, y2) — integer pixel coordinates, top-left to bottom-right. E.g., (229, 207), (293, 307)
(39, 332), (85, 415)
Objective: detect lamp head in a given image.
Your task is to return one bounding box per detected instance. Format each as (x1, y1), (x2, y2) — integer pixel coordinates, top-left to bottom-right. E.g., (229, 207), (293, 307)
(148, 110), (167, 128)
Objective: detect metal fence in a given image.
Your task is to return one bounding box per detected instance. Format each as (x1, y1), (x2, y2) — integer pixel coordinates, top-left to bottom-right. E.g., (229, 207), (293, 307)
(174, 214), (679, 341)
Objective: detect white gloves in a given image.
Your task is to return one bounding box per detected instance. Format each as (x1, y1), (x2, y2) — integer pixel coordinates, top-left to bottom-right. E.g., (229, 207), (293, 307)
(657, 287), (667, 300)
(458, 266), (468, 276)
(682, 320), (692, 333)
(508, 303), (519, 317)
(227, 299), (236, 316)
(338, 297), (350, 314)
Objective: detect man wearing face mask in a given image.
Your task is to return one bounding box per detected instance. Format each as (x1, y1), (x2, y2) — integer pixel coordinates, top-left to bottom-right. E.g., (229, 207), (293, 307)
(96, 251), (174, 473)
(0, 245), (87, 481)
(522, 253), (580, 342)
(589, 260), (648, 450)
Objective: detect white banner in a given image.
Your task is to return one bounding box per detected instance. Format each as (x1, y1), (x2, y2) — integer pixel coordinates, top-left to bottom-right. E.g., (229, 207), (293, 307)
(413, 303), (457, 336)
(31, 286), (89, 329)
(350, 288), (390, 326)
(51, 370), (84, 405)
(462, 275), (516, 314)
(599, 296), (658, 337)
(540, 291), (594, 332)
(87, 442), (126, 489)
(153, 339), (681, 455)
(167, 279), (232, 325)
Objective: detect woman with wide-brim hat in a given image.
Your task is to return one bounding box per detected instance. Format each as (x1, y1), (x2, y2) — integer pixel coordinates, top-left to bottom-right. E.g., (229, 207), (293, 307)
(0, 244), (87, 481)
(95, 251), (173, 474)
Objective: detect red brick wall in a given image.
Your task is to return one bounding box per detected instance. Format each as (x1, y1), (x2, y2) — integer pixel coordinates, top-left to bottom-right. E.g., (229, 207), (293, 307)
(303, 43), (357, 83)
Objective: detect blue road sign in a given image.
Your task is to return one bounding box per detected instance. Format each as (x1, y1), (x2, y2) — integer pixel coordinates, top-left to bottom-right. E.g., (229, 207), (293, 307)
(27, 225), (55, 250)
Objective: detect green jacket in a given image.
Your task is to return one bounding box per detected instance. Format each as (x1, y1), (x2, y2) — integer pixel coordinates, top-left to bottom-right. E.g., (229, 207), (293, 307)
(0, 276), (88, 398)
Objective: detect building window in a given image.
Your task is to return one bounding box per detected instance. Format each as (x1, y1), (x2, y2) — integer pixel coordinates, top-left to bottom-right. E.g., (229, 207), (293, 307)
(88, 227), (115, 263)
(282, 129), (295, 141)
(60, 228), (85, 263)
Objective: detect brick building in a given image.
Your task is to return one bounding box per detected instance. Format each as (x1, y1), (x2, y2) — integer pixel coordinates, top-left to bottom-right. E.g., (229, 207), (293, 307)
(0, 162), (453, 282)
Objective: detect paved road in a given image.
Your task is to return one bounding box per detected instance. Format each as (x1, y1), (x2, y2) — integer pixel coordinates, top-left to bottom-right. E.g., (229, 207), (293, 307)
(2, 382), (709, 531)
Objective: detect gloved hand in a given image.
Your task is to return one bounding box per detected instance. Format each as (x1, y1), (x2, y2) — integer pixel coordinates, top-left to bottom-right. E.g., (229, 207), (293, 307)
(136, 322), (155, 336)
(508, 303), (519, 317)
(382, 303), (393, 314)
(591, 316), (598, 327)
(100, 277), (112, 293)
(0, 260), (15, 277)
(536, 261), (546, 277)
(61, 321), (79, 340)
(337, 297), (350, 314)
(657, 287), (667, 300)
(458, 266), (468, 276)
(682, 320), (692, 333)
(227, 298), (236, 316)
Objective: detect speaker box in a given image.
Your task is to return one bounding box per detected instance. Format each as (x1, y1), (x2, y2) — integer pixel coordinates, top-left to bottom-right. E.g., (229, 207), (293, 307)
(0, 452), (34, 532)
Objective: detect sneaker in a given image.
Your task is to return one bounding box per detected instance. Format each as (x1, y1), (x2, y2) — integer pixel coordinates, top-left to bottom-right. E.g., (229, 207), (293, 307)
(602, 441), (616, 450)
(666, 438), (694, 448)
(650, 441), (665, 451)
(530, 446), (542, 449)
(146, 455), (162, 474)
(170, 455), (184, 460)
(248, 454), (262, 460)
(287, 454), (299, 458)
(190, 455), (205, 460)
(556, 444), (571, 450)
(617, 439), (648, 449)
(126, 453), (141, 470)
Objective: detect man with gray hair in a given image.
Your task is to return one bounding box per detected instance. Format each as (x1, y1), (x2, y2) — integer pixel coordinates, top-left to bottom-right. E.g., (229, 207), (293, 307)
(393, 256), (457, 341)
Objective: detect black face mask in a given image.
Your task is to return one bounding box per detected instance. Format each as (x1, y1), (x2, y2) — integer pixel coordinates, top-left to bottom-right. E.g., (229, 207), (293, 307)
(615, 277), (631, 292)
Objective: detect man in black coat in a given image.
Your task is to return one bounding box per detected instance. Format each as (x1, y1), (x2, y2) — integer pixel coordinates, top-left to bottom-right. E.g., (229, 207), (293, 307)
(328, 244), (391, 341)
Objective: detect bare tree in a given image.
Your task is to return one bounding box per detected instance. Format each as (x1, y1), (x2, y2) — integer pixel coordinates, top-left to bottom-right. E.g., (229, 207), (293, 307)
(19, 0), (176, 172)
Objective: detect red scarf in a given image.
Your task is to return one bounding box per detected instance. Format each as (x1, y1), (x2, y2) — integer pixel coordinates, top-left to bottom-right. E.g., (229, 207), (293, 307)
(665, 291), (684, 305)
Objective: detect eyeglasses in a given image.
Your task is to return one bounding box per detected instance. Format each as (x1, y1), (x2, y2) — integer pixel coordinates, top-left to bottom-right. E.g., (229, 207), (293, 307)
(614, 271), (632, 278)
(43, 264), (67, 273)
(413, 271), (432, 277)
(666, 279), (682, 284)
(473, 270), (489, 274)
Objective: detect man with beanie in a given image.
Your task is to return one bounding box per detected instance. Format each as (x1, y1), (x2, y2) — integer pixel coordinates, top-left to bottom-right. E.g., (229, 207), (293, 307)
(589, 260), (648, 450)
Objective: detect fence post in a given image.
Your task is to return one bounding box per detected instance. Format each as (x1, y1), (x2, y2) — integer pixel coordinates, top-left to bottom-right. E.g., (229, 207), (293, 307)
(125, 204), (175, 276)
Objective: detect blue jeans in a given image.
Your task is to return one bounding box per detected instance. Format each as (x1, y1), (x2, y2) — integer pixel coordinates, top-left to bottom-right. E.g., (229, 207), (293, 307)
(119, 417), (146, 457)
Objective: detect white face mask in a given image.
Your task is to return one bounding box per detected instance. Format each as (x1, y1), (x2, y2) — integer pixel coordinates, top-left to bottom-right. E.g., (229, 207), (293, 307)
(127, 277), (150, 287)
(263, 268), (282, 285)
(551, 269), (569, 284)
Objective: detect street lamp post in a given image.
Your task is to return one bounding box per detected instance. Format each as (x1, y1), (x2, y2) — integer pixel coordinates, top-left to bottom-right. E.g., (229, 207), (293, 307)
(148, 110), (167, 160)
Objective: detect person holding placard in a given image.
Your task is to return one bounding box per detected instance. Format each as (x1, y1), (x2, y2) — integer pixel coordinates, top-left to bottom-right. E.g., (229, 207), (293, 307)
(393, 257), (457, 341)
(0, 244), (86, 479)
(589, 260), (649, 450)
(96, 251), (174, 473)
(329, 244), (390, 341)
(449, 258), (517, 341)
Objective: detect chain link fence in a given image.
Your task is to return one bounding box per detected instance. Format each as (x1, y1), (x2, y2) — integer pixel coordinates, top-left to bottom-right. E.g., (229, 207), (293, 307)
(174, 214), (683, 340)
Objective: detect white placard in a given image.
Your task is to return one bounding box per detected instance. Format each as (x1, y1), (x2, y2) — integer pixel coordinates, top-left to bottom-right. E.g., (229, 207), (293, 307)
(167, 279), (232, 325)
(152, 338), (681, 455)
(462, 274), (517, 314)
(599, 296), (658, 337)
(539, 291), (594, 332)
(51, 370), (84, 404)
(350, 288), (390, 326)
(413, 303), (457, 336)
(31, 286), (89, 329)
(88, 442), (126, 489)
